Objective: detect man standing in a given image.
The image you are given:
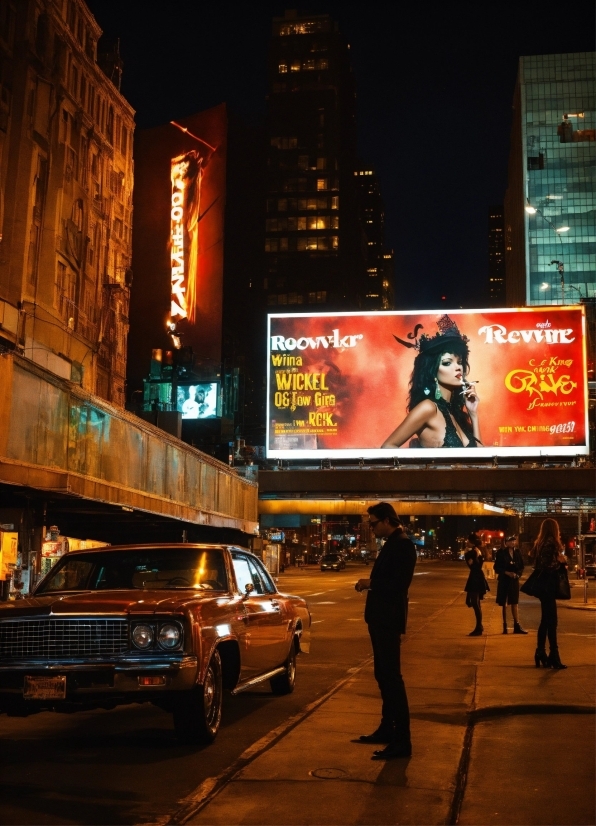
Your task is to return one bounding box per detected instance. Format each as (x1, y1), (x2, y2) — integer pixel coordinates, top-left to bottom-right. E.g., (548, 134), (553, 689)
(494, 534), (528, 634)
(355, 502), (417, 760)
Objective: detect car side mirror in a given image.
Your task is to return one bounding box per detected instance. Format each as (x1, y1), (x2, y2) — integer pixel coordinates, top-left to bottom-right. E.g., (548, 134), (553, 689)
(243, 582), (254, 599)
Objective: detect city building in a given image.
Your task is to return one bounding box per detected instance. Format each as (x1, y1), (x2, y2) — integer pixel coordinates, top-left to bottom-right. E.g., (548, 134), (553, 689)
(355, 165), (394, 310)
(263, 10), (367, 313)
(504, 53), (595, 307)
(488, 205), (506, 306)
(0, 0), (134, 406)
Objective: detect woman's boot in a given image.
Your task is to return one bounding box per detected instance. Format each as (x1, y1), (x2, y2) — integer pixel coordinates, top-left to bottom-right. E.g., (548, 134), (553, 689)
(513, 622), (528, 635)
(534, 648), (549, 667)
(502, 622), (508, 634)
(547, 648), (567, 669)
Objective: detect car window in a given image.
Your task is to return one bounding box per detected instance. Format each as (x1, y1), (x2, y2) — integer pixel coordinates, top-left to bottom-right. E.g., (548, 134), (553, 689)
(247, 557), (276, 595)
(232, 555), (260, 594)
(36, 548), (228, 593)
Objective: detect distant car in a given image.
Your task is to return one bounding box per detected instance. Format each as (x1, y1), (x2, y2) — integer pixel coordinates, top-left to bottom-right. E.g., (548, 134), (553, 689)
(0, 544), (310, 744)
(320, 553), (345, 571)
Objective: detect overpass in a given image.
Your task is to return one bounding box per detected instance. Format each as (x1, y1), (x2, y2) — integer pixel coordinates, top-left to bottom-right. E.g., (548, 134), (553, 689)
(0, 353), (258, 555)
(257, 464), (595, 519)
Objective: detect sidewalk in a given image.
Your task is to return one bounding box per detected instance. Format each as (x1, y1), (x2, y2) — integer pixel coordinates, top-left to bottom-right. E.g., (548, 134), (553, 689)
(177, 590), (595, 826)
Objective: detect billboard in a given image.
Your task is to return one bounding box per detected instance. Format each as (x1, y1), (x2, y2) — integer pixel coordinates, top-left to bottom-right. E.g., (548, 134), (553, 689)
(130, 105), (227, 389)
(176, 382), (219, 419)
(266, 307), (589, 459)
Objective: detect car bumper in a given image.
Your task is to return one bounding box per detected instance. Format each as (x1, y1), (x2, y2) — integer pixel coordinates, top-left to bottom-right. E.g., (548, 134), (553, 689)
(0, 654), (199, 700)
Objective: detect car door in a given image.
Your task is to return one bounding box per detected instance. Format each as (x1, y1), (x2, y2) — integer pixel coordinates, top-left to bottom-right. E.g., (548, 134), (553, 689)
(231, 552), (289, 672)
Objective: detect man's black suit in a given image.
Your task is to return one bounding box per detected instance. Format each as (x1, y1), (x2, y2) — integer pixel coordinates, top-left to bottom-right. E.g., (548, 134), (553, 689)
(365, 528), (417, 743)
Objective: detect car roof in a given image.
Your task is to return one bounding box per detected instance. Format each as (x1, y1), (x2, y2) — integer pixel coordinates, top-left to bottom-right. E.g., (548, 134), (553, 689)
(61, 543), (251, 557)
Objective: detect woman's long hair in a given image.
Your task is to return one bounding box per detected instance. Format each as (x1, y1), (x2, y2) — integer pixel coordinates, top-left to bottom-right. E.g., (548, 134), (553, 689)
(531, 518), (563, 566)
(407, 340), (470, 411)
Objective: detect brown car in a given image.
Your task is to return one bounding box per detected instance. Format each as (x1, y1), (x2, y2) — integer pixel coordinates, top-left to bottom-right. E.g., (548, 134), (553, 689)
(0, 544), (311, 743)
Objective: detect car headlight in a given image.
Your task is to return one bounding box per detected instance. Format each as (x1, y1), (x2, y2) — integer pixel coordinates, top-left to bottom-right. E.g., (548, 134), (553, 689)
(132, 623), (154, 649)
(158, 623), (181, 650)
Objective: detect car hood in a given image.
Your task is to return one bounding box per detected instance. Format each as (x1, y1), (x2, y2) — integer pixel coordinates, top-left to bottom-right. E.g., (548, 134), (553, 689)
(0, 590), (221, 617)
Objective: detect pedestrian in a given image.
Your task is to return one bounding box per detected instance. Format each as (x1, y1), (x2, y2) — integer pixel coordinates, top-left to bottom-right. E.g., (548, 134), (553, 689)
(529, 518), (568, 669)
(494, 535), (528, 634)
(354, 502), (417, 760)
(464, 533), (489, 636)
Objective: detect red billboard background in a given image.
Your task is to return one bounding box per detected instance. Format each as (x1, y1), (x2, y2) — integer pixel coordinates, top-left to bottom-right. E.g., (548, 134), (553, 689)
(266, 307), (588, 458)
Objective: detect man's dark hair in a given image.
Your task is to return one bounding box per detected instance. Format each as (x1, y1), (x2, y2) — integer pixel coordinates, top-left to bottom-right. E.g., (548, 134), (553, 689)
(367, 502), (402, 527)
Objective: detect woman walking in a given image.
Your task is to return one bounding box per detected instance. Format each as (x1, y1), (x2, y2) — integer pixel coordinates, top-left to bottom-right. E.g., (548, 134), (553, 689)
(530, 518), (568, 669)
(464, 533), (489, 636)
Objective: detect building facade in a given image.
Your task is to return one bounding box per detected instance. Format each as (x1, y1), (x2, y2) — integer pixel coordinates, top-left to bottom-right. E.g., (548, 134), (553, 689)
(355, 166), (394, 310)
(488, 205), (506, 306)
(263, 10), (367, 313)
(0, 0), (134, 406)
(504, 53), (595, 307)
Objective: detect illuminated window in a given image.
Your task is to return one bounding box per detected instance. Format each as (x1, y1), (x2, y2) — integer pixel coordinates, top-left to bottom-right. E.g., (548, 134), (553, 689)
(367, 268), (378, 274)
(316, 158), (326, 170)
(317, 58), (329, 70)
(288, 292), (303, 304)
(367, 293), (379, 298)
(279, 237), (288, 251)
(303, 59), (315, 70)
(331, 236), (339, 249)
(317, 179), (328, 191)
(331, 196), (339, 209)
(278, 63), (288, 73)
(290, 60), (301, 72)
(278, 294), (288, 304)
(278, 198), (287, 211)
(265, 238), (279, 252)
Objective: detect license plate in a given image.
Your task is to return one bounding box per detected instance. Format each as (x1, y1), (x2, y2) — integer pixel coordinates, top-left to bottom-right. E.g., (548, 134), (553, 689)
(24, 675), (66, 700)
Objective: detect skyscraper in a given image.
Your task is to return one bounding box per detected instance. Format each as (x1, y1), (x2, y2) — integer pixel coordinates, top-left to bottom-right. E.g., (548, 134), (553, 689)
(0, 0), (134, 405)
(263, 10), (367, 312)
(504, 53), (595, 307)
(488, 205), (506, 307)
(355, 166), (394, 310)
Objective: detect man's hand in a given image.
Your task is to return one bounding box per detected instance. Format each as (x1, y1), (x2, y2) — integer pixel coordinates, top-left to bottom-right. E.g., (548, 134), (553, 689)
(355, 578), (371, 592)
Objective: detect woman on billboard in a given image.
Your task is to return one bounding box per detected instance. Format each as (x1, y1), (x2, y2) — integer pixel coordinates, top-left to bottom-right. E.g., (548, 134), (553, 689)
(382, 315), (482, 449)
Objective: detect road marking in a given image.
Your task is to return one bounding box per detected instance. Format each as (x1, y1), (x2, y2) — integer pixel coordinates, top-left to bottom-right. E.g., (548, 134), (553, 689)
(346, 618), (361, 621)
(312, 601), (336, 605)
(311, 620), (324, 624)
(414, 572), (430, 576)
(306, 592), (325, 596)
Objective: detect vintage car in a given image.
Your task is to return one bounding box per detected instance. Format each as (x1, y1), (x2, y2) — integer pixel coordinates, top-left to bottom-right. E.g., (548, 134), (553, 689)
(0, 544), (310, 744)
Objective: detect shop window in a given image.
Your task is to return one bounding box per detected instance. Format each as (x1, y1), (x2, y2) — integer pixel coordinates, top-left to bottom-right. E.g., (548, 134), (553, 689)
(527, 154), (544, 170)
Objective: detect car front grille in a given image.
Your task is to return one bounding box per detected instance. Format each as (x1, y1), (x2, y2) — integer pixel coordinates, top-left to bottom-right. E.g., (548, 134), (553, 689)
(0, 619), (129, 659)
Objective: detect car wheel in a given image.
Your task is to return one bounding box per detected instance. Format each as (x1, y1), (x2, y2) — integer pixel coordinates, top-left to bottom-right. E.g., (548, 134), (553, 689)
(173, 649), (222, 744)
(270, 645), (296, 696)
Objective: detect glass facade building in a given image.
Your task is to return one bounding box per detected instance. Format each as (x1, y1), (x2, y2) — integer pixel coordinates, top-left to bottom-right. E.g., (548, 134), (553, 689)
(505, 53), (595, 307)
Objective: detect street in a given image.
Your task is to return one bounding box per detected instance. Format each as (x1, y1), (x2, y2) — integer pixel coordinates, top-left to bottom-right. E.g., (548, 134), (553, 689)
(0, 562), (593, 825)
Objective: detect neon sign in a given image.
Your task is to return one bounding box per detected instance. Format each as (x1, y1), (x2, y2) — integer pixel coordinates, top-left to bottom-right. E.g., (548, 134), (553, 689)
(170, 151), (202, 324)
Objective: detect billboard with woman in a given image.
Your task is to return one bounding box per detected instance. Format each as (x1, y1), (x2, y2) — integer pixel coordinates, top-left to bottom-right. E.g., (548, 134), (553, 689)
(266, 307), (589, 459)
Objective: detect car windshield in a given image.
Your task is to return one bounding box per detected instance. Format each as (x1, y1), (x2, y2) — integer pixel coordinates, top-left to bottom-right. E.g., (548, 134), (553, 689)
(322, 555), (339, 562)
(36, 548), (228, 593)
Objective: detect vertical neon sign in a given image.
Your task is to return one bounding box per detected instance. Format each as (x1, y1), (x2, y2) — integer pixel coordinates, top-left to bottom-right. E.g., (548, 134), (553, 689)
(170, 151), (202, 325)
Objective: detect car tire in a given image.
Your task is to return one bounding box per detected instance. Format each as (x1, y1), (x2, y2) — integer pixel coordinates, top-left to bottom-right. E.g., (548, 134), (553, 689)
(173, 649), (223, 744)
(270, 645), (296, 696)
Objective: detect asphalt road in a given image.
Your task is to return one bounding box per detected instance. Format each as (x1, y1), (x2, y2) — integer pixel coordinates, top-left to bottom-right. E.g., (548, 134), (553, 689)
(0, 562), (592, 825)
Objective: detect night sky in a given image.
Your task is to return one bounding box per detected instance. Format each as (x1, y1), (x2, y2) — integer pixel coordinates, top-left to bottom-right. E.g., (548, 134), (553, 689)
(86, 1), (595, 310)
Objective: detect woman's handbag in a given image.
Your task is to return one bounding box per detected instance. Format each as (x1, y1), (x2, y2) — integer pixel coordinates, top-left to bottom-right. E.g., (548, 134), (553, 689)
(555, 564), (571, 600)
(520, 568), (546, 598)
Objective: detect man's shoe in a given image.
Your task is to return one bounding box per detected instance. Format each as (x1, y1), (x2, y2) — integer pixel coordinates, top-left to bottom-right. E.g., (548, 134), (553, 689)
(468, 626), (483, 636)
(513, 622), (528, 635)
(357, 727), (393, 744)
(371, 741), (412, 760)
